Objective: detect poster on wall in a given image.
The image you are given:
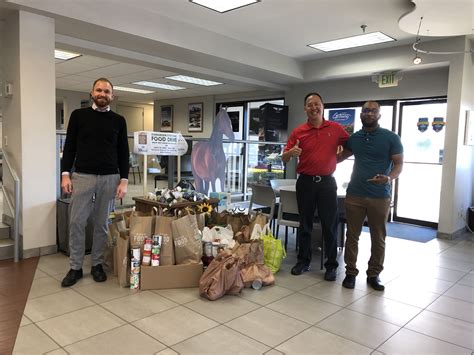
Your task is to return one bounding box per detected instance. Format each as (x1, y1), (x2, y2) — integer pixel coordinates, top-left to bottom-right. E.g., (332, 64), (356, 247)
(226, 106), (244, 140)
(328, 109), (355, 134)
(188, 103), (203, 132)
(160, 105), (173, 132)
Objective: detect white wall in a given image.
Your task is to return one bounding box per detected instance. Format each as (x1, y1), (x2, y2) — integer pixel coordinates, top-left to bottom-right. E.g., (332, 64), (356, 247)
(3, 10), (57, 255)
(153, 96), (215, 138)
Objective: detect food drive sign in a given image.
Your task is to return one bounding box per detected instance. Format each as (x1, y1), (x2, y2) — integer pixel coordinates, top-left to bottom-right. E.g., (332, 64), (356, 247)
(133, 131), (188, 156)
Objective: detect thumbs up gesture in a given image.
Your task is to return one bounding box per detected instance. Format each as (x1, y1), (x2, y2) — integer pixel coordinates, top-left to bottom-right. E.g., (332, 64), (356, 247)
(291, 139), (302, 157)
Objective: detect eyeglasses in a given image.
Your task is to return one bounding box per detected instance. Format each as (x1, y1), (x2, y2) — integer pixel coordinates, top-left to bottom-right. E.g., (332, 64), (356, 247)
(362, 108), (379, 114)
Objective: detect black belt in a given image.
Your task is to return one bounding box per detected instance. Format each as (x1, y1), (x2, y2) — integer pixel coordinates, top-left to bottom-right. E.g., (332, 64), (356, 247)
(300, 173), (334, 183)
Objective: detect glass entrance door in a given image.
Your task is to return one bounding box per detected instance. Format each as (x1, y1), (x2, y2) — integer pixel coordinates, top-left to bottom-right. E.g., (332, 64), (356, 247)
(394, 99), (447, 227)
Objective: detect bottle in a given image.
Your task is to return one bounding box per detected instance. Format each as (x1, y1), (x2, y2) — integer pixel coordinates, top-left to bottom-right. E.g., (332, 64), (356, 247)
(251, 279), (263, 290)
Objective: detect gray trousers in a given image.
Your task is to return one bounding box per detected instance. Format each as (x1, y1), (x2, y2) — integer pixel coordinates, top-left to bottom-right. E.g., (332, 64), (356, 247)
(69, 173), (119, 270)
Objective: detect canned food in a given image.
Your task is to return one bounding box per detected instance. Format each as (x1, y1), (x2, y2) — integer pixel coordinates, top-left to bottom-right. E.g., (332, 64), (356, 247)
(152, 235), (162, 245)
(151, 253), (160, 266)
(130, 258), (140, 273)
(142, 253), (151, 266)
(144, 238), (153, 251)
(204, 242), (213, 257)
(151, 245), (161, 255)
(130, 273), (140, 289)
(131, 247), (140, 261)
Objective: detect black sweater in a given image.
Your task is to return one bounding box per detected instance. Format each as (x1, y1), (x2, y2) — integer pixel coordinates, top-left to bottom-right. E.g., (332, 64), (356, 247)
(61, 107), (129, 179)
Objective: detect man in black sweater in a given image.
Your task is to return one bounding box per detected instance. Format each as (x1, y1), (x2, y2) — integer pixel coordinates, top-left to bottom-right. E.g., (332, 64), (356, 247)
(60, 78), (129, 287)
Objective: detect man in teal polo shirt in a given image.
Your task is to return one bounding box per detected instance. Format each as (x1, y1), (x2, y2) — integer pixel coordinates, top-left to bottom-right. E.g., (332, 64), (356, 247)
(338, 101), (403, 291)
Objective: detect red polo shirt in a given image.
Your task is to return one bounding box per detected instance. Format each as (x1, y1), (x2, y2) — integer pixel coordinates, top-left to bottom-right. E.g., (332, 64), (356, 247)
(285, 120), (349, 176)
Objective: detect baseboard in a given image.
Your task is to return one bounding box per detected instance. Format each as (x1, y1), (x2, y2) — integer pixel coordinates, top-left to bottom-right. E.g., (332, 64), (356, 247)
(437, 227), (467, 240)
(23, 244), (57, 259)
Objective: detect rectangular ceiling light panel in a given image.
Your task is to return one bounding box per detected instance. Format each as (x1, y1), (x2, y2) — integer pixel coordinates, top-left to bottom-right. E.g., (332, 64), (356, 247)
(308, 32), (395, 52)
(133, 81), (185, 90)
(114, 86), (154, 94)
(189, 0), (260, 13)
(54, 49), (81, 60)
(166, 75), (222, 86)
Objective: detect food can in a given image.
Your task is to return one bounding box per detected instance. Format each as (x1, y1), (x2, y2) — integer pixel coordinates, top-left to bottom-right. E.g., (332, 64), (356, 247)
(151, 245), (161, 255)
(142, 253), (151, 266)
(152, 235), (162, 245)
(144, 238), (153, 251)
(151, 253), (160, 266)
(130, 273), (140, 289)
(131, 247), (140, 261)
(204, 242), (213, 257)
(211, 243), (219, 257)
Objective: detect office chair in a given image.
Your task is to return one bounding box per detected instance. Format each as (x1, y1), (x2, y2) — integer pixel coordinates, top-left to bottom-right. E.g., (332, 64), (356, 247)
(129, 153), (141, 184)
(248, 184), (277, 231)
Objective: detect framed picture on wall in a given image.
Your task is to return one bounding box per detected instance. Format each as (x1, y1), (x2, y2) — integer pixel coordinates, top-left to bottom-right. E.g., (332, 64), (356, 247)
(160, 105), (173, 132)
(188, 102), (203, 132)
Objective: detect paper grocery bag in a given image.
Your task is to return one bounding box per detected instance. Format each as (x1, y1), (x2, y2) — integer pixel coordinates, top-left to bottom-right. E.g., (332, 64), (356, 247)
(116, 230), (130, 288)
(172, 214), (202, 264)
(130, 213), (155, 254)
(155, 215), (176, 265)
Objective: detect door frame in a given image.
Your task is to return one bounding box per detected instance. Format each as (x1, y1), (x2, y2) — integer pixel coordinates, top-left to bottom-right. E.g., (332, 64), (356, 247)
(392, 97), (447, 228)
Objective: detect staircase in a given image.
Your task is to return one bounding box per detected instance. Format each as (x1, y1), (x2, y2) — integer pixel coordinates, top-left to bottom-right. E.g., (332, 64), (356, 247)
(0, 221), (13, 260)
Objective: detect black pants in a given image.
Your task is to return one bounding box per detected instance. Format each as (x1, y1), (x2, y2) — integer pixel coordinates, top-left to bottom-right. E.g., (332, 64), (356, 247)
(296, 174), (339, 270)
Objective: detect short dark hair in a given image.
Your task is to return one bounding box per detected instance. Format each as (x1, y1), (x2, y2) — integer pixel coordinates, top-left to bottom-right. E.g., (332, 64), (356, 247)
(92, 78), (114, 91)
(362, 101), (380, 109)
(304, 92), (323, 105)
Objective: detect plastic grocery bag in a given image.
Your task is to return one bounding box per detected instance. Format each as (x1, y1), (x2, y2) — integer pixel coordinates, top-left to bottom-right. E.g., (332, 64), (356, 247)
(261, 224), (286, 273)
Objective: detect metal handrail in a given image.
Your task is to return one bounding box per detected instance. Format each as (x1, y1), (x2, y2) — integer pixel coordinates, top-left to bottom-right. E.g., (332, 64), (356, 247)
(1, 149), (21, 262)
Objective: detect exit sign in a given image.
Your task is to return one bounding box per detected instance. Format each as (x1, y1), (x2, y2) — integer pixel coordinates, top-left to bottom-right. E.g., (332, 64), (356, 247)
(378, 72), (398, 88)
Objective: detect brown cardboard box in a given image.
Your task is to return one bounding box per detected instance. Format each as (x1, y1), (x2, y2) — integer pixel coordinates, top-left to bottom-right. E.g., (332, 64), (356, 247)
(140, 263), (203, 290)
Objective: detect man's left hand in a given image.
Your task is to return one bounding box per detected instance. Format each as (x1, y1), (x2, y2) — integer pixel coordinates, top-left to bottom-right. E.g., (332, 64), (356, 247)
(116, 180), (128, 199)
(367, 174), (389, 185)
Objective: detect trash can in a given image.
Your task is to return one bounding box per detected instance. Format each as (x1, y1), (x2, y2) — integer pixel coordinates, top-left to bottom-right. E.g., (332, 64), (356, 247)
(57, 198), (94, 256)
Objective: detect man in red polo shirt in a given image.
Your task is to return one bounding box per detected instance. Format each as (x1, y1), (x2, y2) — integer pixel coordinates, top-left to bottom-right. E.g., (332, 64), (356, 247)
(282, 93), (349, 281)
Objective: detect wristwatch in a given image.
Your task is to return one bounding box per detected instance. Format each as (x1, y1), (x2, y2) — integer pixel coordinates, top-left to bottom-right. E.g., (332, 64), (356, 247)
(386, 176), (392, 184)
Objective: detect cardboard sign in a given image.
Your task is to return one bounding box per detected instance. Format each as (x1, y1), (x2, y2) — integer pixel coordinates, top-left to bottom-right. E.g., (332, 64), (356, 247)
(133, 131), (188, 156)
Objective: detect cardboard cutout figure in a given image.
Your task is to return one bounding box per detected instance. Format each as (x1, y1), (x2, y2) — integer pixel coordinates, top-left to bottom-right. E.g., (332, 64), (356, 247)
(192, 108), (235, 195)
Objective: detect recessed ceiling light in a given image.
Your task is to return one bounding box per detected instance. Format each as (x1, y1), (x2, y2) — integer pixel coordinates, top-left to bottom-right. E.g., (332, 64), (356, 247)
(114, 86), (155, 94)
(308, 32), (395, 52)
(165, 75), (223, 86)
(54, 49), (81, 60)
(189, 0), (260, 13)
(133, 81), (186, 90)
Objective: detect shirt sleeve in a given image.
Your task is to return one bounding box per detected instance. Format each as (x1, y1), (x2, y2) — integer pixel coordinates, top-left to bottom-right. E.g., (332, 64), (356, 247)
(390, 133), (404, 156)
(337, 124), (350, 146)
(117, 116), (130, 180)
(60, 110), (78, 174)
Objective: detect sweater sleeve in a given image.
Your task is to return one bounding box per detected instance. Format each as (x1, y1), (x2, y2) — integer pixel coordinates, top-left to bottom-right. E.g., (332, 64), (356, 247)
(61, 110), (78, 173)
(117, 116), (130, 179)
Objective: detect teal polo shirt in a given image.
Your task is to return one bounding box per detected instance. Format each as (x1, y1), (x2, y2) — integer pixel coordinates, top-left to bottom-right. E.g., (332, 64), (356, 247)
(346, 127), (403, 198)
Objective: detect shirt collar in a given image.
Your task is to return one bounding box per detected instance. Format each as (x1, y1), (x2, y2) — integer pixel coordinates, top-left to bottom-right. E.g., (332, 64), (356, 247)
(305, 118), (329, 129)
(92, 103), (110, 112)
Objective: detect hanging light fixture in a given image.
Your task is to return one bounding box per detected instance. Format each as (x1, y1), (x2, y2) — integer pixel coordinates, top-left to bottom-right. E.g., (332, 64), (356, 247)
(412, 16), (473, 61)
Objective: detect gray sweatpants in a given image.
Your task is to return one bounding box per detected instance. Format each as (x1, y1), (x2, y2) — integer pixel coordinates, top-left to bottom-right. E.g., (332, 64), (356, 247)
(69, 172), (119, 270)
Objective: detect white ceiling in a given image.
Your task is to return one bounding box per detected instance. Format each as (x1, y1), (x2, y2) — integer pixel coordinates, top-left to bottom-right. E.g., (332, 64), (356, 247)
(2, 0), (473, 103)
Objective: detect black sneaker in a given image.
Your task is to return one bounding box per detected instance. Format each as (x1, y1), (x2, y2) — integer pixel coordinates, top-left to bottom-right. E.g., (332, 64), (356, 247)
(61, 268), (83, 287)
(367, 276), (385, 291)
(324, 268), (337, 281)
(291, 263), (310, 275)
(91, 264), (107, 282)
(342, 275), (356, 289)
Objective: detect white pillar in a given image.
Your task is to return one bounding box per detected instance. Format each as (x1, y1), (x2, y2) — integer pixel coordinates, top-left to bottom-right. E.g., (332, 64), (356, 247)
(3, 10), (56, 256)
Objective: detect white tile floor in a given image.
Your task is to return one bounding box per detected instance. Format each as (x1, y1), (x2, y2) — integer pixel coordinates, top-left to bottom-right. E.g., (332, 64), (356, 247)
(14, 229), (474, 355)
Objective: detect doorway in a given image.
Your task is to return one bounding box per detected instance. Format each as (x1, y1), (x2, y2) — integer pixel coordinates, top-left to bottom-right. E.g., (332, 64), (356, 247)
(393, 99), (447, 227)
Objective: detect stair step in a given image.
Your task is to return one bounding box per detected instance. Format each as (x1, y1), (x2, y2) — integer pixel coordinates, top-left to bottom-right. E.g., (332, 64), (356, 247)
(0, 223), (10, 239)
(0, 238), (14, 260)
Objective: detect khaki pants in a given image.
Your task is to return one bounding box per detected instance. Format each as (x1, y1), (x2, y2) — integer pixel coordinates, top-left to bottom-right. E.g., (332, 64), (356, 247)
(344, 194), (391, 277)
